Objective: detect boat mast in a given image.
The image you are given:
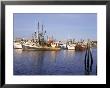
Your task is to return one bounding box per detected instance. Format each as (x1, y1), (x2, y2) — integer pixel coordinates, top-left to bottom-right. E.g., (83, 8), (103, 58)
(37, 21), (41, 45)
(42, 24), (44, 46)
(42, 24), (43, 33)
(38, 21), (39, 35)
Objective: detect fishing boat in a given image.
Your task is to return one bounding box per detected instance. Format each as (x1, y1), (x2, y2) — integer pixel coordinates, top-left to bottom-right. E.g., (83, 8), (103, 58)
(75, 44), (86, 51)
(22, 44), (61, 51)
(14, 42), (22, 49)
(22, 41), (61, 51)
(22, 21), (61, 51)
(67, 44), (76, 50)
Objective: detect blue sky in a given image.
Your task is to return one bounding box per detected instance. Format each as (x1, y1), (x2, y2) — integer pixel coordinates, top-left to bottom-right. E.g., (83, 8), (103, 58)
(14, 13), (97, 41)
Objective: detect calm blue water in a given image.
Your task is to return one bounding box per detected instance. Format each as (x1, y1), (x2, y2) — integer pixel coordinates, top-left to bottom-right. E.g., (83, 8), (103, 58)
(14, 48), (97, 75)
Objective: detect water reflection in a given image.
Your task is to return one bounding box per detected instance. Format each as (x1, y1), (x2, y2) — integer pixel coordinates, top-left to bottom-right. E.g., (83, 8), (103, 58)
(14, 49), (22, 54)
(14, 48), (97, 75)
(30, 51), (45, 75)
(67, 50), (75, 58)
(50, 51), (58, 62)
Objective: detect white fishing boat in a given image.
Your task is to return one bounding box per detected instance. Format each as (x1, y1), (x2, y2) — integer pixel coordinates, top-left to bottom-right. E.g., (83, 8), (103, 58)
(67, 44), (76, 50)
(14, 42), (22, 49)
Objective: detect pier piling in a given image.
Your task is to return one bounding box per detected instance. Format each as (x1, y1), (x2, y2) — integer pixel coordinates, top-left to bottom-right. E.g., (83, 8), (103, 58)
(84, 43), (93, 75)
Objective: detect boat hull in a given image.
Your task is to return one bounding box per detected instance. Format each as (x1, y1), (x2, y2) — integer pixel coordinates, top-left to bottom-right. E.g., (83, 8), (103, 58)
(22, 45), (61, 51)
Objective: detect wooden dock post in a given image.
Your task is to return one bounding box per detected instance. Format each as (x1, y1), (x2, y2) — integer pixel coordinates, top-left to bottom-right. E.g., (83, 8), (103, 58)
(84, 43), (93, 75)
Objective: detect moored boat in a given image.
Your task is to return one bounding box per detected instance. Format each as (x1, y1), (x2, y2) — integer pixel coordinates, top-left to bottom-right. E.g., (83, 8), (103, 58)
(67, 44), (76, 50)
(22, 44), (61, 51)
(14, 42), (22, 49)
(75, 44), (86, 51)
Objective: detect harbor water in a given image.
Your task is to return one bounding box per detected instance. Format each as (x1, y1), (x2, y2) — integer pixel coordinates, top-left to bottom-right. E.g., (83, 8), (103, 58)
(14, 48), (97, 75)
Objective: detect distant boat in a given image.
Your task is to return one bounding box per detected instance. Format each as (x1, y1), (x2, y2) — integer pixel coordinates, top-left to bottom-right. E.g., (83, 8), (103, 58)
(14, 42), (22, 49)
(75, 44), (86, 51)
(67, 44), (76, 50)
